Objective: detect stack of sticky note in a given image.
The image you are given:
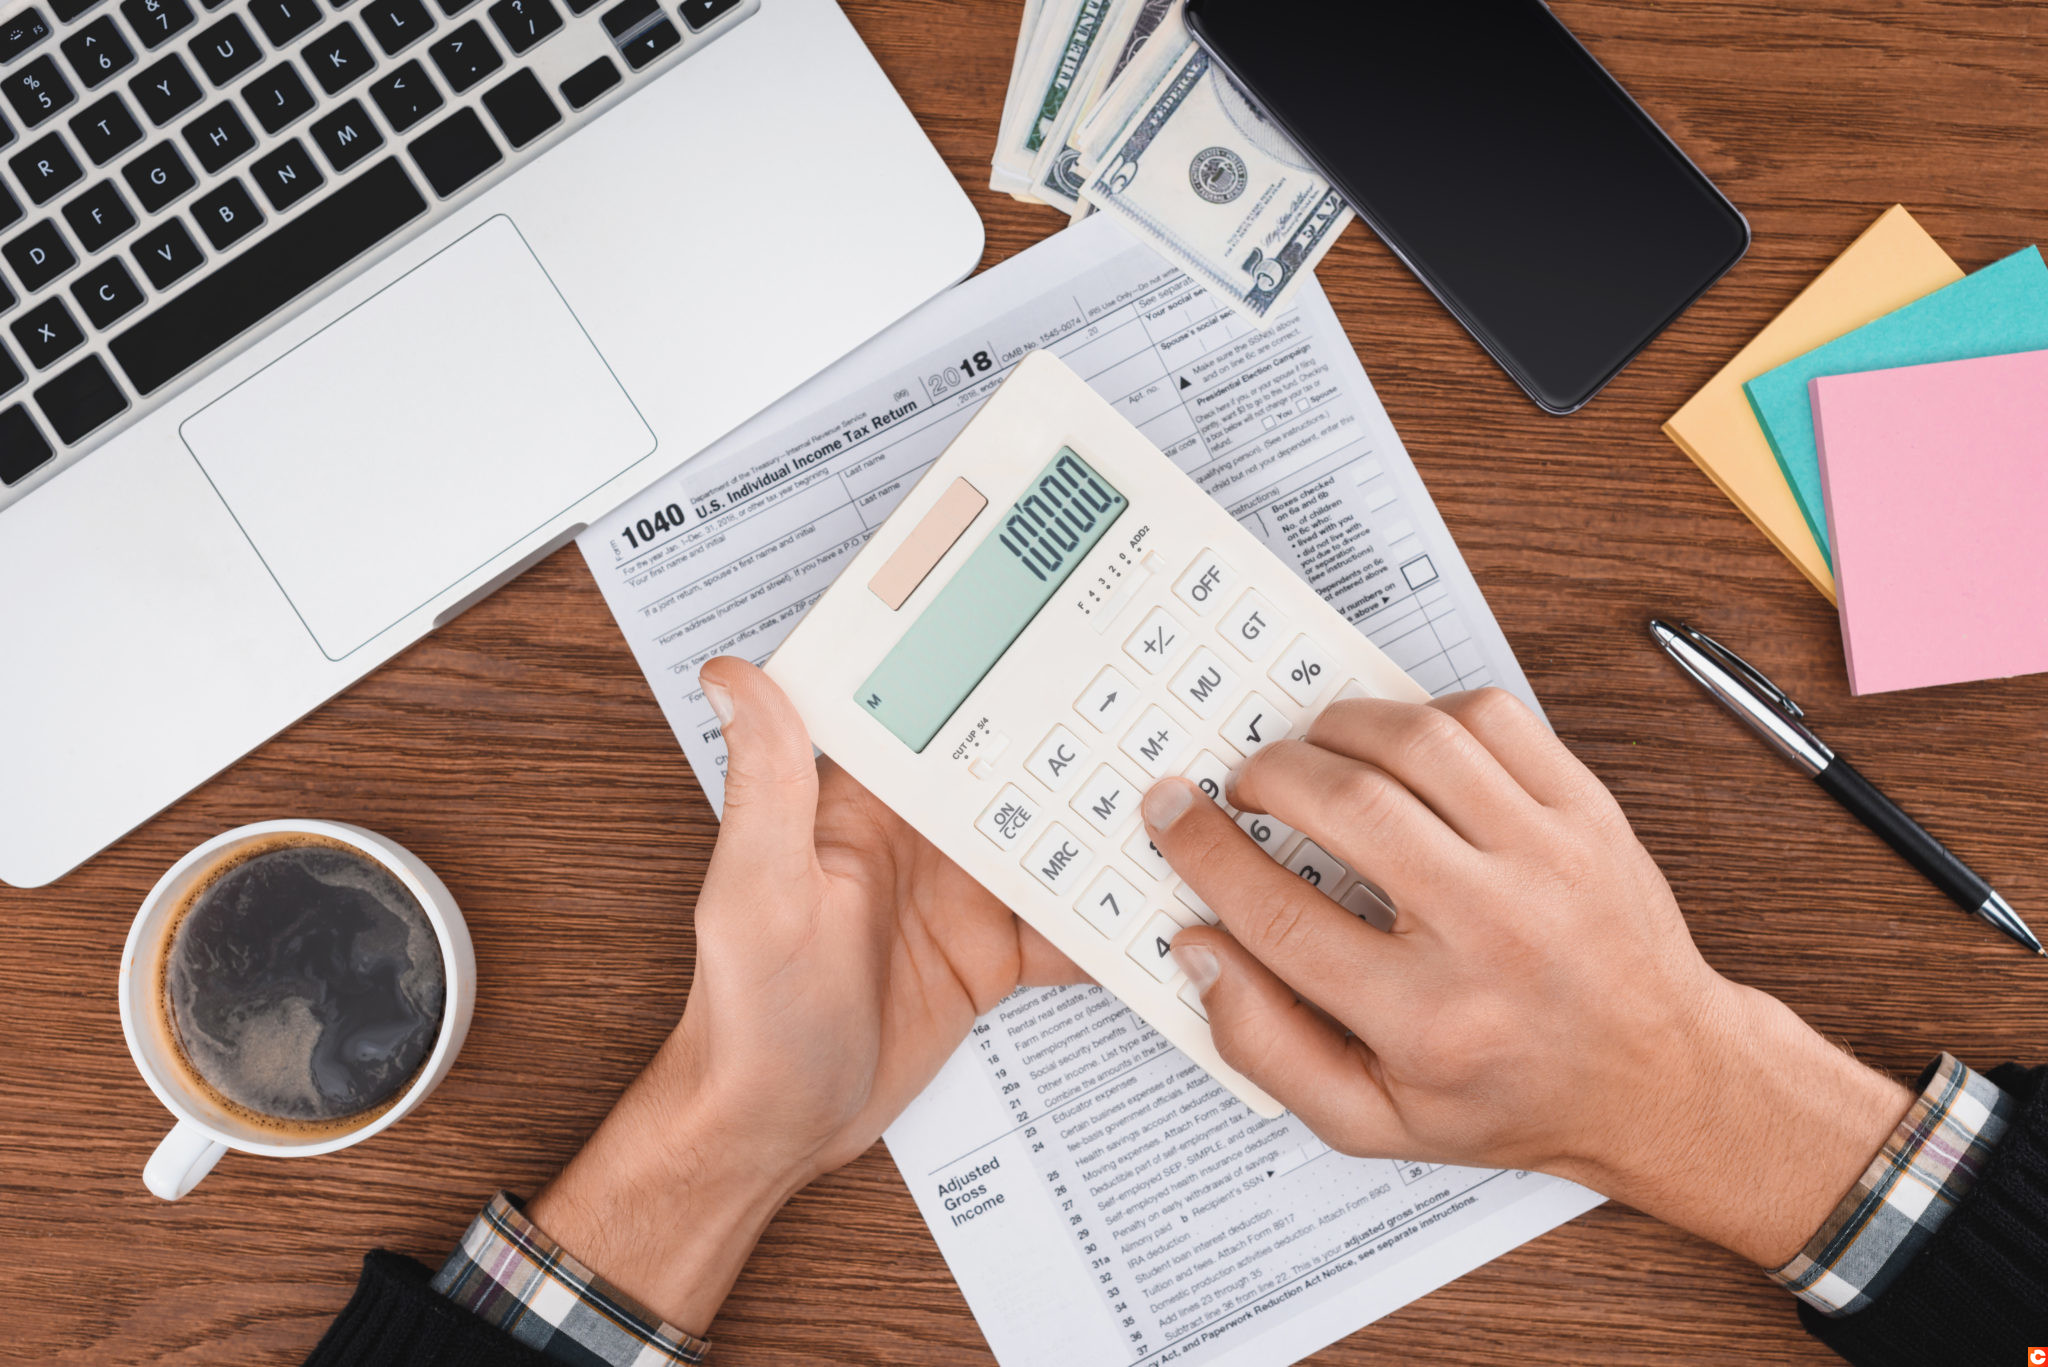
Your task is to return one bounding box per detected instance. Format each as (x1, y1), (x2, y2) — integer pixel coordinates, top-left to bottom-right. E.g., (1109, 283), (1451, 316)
(1665, 208), (2048, 695)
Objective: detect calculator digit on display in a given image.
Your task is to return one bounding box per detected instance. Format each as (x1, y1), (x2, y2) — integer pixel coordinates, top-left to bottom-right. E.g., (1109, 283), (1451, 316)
(765, 352), (1427, 1117)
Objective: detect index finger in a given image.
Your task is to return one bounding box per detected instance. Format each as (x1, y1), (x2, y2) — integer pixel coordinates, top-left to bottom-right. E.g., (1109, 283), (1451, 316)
(1141, 778), (1405, 1013)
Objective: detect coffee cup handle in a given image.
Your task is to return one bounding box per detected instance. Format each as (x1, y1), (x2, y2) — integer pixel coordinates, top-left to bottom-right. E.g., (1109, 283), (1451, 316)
(144, 1119), (228, 1200)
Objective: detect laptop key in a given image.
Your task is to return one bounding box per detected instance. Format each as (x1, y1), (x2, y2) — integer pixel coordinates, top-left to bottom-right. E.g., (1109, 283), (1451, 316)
(0, 402), (53, 481)
(180, 99), (253, 171)
(34, 352), (126, 442)
(433, 0), (475, 14)
(70, 92), (143, 162)
(368, 57), (439, 130)
(407, 105), (496, 195)
(70, 255), (144, 326)
(4, 55), (75, 128)
(427, 21), (499, 91)
(0, 269), (13, 311)
(677, 0), (736, 30)
(486, 0), (558, 55)
(0, 181), (18, 232)
(0, 11), (52, 65)
(193, 174), (260, 247)
(242, 61), (316, 133)
(189, 14), (258, 86)
(121, 139), (194, 209)
(61, 15), (135, 88)
(10, 130), (81, 202)
(12, 295), (82, 368)
(130, 213), (202, 287)
(110, 157), (426, 394)
(50, 0), (105, 22)
(3, 218), (75, 288)
(250, 136), (322, 209)
(0, 349), (21, 396)
(598, 0), (654, 38)
(248, 0), (322, 45)
(310, 96), (380, 169)
(302, 22), (375, 93)
(558, 54), (615, 109)
(480, 67), (555, 147)
(562, 0), (598, 13)
(362, 0), (433, 54)
(617, 18), (677, 69)
(129, 53), (200, 123)
(60, 177), (134, 250)
(121, 0), (196, 49)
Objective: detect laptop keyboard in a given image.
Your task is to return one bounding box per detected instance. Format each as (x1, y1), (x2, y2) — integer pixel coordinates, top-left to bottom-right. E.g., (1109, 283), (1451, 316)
(0, 0), (756, 493)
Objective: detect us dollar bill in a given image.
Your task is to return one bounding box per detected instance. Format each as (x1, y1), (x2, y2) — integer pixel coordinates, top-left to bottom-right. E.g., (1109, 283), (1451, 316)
(1029, 0), (1175, 214)
(992, 0), (1118, 197)
(1080, 43), (1353, 321)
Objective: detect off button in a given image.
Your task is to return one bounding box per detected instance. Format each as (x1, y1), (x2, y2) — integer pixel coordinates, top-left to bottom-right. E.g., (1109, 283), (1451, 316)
(1172, 549), (1236, 617)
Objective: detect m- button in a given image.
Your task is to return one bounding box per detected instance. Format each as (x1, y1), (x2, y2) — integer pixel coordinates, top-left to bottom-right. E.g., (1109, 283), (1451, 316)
(1172, 550), (1236, 616)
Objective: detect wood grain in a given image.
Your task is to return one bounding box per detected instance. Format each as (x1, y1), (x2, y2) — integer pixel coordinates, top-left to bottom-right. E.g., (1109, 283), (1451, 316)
(7, 1), (2046, 1361)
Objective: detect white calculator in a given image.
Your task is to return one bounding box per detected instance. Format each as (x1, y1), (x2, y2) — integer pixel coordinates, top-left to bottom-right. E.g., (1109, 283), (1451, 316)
(764, 353), (1427, 1117)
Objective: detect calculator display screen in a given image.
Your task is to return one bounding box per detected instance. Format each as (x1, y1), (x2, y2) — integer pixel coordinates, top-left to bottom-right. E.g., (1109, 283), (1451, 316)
(856, 449), (1127, 752)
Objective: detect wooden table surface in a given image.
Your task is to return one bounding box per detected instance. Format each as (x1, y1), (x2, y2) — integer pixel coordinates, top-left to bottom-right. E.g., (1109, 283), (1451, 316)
(8, 1), (2047, 1361)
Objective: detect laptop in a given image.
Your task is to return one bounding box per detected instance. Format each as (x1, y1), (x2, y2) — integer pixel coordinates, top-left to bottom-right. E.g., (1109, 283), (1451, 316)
(0, 0), (982, 887)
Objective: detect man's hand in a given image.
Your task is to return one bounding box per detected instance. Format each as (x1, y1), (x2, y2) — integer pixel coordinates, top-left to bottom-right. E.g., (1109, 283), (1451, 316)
(1144, 688), (1910, 1268)
(528, 658), (1080, 1332)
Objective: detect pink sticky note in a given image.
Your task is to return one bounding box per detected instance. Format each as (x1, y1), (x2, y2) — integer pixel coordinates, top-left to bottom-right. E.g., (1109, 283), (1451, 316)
(1812, 349), (2048, 694)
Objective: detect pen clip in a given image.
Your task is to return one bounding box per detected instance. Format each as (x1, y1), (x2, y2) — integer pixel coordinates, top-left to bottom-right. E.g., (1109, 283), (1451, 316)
(1677, 624), (1804, 719)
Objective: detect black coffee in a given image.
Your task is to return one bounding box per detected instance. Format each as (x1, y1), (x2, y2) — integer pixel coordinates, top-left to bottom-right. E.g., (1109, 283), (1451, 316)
(159, 837), (445, 1135)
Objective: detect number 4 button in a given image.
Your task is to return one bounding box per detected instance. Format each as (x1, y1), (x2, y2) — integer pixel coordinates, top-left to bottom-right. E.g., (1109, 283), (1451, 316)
(1075, 867), (1140, 938)
(1128, 910), (1184, 982)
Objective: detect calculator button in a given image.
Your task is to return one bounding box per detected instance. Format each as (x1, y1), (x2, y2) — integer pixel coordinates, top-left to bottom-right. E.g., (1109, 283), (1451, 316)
(1076, 867), (1141, 938)
(1119, 705), (1189, 778)
(1127, 911), (1184, 982)
(1219, 590), (1284, 662)
(1124, 826), (1173, 881)
(1336, 678), (1371, 703)
(1285, 838), (1350, 892)
(975, 785), (1040, 851)
(1236, 808), (1295, 857)
(1171, 549), (1235, 616)
(1123, 605), (1187, 675)
(1220, 692), (1290, 757)
(1076, 664), (1135, 732)
(1269, 634), (1337, 707)
(1072, 762), (1140, 834)
(1180, 749), (1234, 813)
(1341, 878), (1397, 931)
(1173, 880), (1219, 924)
(1022, 822), (1093, 894)
(1178, 979), (1209, 1019)
(1168, 645), (1237, 719)
(1025, 724), (1086, 791)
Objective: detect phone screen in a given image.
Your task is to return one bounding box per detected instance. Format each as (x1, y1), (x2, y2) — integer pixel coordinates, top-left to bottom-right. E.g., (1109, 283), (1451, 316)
(1184, 0), (1748, 412)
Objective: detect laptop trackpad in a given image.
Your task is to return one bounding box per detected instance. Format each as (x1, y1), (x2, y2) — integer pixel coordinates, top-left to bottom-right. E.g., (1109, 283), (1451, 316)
(181, 215), (656, 660)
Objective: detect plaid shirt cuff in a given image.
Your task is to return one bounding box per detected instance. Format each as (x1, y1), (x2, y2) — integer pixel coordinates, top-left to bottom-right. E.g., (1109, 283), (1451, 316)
(431, 1193), (711, 1365)
(1772, 1052), (2014, 1316)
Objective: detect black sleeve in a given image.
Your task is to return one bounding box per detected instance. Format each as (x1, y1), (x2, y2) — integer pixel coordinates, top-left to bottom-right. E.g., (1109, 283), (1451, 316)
(1799, 1062), (2048, 1364)
(303, 1251), (555, 1367)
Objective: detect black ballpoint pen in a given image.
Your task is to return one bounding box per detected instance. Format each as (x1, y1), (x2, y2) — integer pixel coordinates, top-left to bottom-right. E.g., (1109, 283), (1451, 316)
(1649, 619), (2043, 956)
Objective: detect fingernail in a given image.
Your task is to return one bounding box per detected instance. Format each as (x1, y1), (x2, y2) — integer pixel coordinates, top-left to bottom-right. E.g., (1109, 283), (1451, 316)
(702, 677), (735, 729)
(1173, 942), (1219, 991)
(1144, 780), (1195, 829)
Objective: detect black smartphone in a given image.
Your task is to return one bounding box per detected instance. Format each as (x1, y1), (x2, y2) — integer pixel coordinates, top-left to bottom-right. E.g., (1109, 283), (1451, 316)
(1183, 0), (1749, 413)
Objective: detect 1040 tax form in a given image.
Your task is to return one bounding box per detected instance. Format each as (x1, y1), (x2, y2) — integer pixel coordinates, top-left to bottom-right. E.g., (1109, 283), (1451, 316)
(577, 215), (1600, 1366)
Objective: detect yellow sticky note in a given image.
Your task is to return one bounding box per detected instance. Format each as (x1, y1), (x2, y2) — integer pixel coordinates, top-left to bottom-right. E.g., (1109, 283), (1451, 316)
(1663, 206), (1962, 602)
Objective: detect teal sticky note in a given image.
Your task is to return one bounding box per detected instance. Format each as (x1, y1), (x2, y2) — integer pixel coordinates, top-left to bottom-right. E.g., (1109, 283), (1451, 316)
(1743, 245), (2048, 565)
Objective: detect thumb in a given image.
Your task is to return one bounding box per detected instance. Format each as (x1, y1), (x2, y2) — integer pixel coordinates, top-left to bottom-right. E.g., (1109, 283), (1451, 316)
(700, 656), (820, 880)
(1170, 926), (1400, 1153)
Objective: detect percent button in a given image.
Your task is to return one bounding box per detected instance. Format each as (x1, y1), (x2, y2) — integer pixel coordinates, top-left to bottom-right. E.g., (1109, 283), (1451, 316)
(1269, 634), (1337, 706)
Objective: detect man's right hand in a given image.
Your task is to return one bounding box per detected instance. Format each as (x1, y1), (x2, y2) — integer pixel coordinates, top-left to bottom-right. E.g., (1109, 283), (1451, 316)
(1143, 687), (1910, 1268)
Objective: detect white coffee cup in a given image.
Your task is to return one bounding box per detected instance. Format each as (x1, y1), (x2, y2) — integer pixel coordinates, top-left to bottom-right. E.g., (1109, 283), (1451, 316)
(119, 820), (476, 1200)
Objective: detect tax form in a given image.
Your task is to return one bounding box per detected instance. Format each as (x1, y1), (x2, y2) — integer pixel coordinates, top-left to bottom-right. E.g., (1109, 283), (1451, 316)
(577, 214), (1600, 1365)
